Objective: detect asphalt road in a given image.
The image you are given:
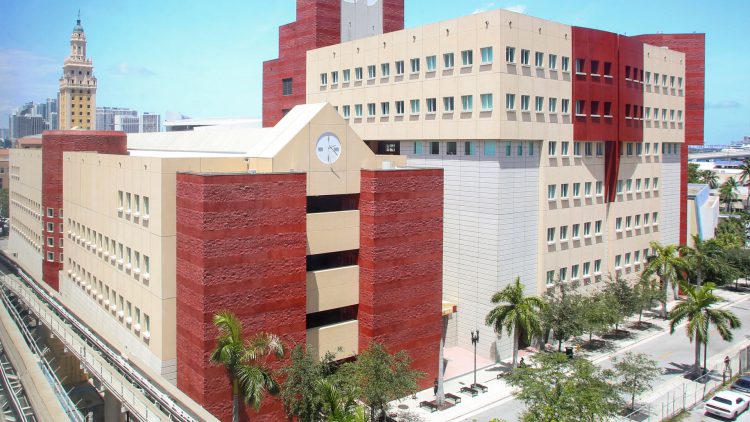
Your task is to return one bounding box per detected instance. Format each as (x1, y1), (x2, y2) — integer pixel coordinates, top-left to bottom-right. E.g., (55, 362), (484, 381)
(465, 296), (750, 422)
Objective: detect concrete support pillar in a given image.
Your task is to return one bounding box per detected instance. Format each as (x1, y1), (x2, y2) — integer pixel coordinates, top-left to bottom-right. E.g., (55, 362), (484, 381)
(104, 390), (122, 422)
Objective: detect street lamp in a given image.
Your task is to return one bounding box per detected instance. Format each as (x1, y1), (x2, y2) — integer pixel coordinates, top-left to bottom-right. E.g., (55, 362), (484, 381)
(471, 329), (479, 387)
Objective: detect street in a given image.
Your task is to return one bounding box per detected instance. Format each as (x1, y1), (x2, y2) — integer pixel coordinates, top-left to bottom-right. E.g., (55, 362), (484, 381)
(464, 294), (750, 422)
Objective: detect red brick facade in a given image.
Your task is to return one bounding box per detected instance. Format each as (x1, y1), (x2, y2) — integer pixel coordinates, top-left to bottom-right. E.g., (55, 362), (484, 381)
(263, 0), (404, 127)
(175, 172), (307, 421)
(41, 130), (128, 290)
(358, 168), (443, 389)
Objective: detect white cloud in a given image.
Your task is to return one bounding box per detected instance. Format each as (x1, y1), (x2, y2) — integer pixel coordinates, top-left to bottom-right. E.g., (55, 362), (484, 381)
(0, 48), (59, 122)
(705, 100), (741, 109)
(110, 62), (156, 77)
(504, 4), (527, 14)
(472, 2), (496, 14)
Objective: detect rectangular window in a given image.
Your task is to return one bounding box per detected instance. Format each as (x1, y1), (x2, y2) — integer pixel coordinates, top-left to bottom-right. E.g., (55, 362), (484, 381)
(615, 255), (622, 268)
(505, 47), (515, 63)
(529, 142), (534, 156)
(426, 55), (436, 71)
(444, 53), (454, 69)
(634, 250), (641, 264)
(653, 212), (659, 224)
(480, 47), (493, 64)
(506, 94), (516, 110)
(616, 217), (623, 231)
(355, 67), (363, 80)
(573, 183), (581, 198)
(505, 142), (512, 156)
(627, 143), (633, 156)
(381, 63), (390, 77)
(636, 179), (642, 191)
(572, 224), (580, 239)
(548, 141), (557, 156)
(575, 100), (585, 116)
(535, 51), (544, 67)
(331, 71), (338, 84)
(413, 142), (423, 154)
(575, 58), (585, 74)
(595, 220), (602, 235)
(320, 73), (328, 85)
(484, 141), (496, 156)
(481, 94), (493, 111)
(395, 101), (405, 115)
(583, 262), (591, 276)
(426, 98), (437, 113)
(653, 178), (659, 190)
(343, 69), (350, 82)
(594, 259), (602, 274)
(520, 95), (530, 111)
(410, 58), (420, 73)
(396, 61), (405, 75)
(585, 142), (593, 156)
(464, 142), (477, 156)
(548, 98), (557, 113)
(584, 181), (592, 196)
(644, 213), (650, 225)
(367, 65), (376, 79)
(342, 105), (350, 119)
(354, 104), (363, 117)
(590, 101), (600, 117)
(47, 252), (54, 262)
(561, 56), (570, 72)
(546, 271), (555, 286)
(548, 54), (557, 70)
(282, 78), (293, 96)
(560, 183), (569, 198)
(461, 50), (473, 66)
(561, 99), (570, 114)
(590, 60), (599, 75)
(559, 226), (568, 241)
(517, 142), (523, 156)
(547, 184), (556, 200)
(126, 193), (132, 210)
(617, 180), (624, 194)
(535, 96), (544, 112)
(626, 216), (632, 229)
(410, 99), (420, 114)
(644, 178), (650, 189)
(443, 97), (454, 112)
(447, 142), (457, 155)
(367, 103), (376, 116)
(134, 194), (140, 213)
(430, 142), (440, 155)
(625, 65), (631, 80)
(573, 142), (581, 156)
(645, 71), (651, 84)
(635, 214), (641, 227)
(584, 222), (592, 237)
(561, 141), (569, 156)
(670, 76), (675, 88)
(47, 222), (54, 232)
(381, 102), (389, 116)
(520, 49), (530, 65)
(559, 267), (567, 282)
(571, 264), (579, 280)
(461, 95), (473, 112)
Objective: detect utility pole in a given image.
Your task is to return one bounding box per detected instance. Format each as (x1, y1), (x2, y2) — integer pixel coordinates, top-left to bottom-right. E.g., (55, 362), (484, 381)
(471, 329), (479, 387)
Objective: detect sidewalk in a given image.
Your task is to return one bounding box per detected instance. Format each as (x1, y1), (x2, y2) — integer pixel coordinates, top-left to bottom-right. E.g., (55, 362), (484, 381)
(387, 286), (749, 422)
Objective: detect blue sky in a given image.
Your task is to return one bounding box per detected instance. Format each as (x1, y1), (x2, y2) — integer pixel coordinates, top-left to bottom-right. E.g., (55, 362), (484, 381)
(1, 0), (748, 144)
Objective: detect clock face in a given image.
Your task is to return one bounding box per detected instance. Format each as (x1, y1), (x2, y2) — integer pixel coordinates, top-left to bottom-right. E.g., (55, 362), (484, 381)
(316, 133), (342, 164)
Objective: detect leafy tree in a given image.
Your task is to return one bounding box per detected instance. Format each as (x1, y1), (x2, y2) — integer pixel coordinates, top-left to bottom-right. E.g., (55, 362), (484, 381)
(687, 163), (701, 184)
(486, 277), (546, 366)
(633, 275), (661, 326)
(699, 169), (720, 189)
(210, 311), (284, 422)
(580, 292), (614, 342)
(738, 158), (750, 186)
(318, 379), (365, 422)
(341, 342), (422, 422)
(506, 352), (622, 422)
(603, 275), (638, 331)
(0, 188), (8, 218)
(681, 235), (723, 287)
(541, 281), (584, 350)
(642, 242), (687, 318)
(719, 177), (740, 212)
(714, 218), (746, 250)
(724, 247), (750, 289)
(280, 344), (337, 422)
(612, 352), (661, 410)
(668, 281), (742, 376)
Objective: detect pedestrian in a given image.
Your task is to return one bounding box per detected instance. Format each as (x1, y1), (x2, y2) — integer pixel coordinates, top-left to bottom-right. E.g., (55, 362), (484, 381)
(519, 357), (527, 368)
(433, 379), (438, 396)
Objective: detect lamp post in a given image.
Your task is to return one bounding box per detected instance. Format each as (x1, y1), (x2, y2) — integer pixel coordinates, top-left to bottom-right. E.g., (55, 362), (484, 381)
(471, 329), (479, 387)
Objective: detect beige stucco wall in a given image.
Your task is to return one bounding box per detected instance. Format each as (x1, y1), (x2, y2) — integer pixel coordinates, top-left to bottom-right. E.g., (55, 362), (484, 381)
(8, 149), (44, 283)
(642, 44), (686, 144)
(307, 9), (574, 142)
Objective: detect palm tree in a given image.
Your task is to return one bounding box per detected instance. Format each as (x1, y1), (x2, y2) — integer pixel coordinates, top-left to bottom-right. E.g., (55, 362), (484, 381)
(680, 235), (722, 287)
(719, 177), (740, 212)
(699, 169), (719, 189)
(738, 158), (750, 186)
(318, 379), (365, 422)
(485, 277), (545, 367)
(642, 242), (687, 319)
(668, 281), (742, 376)
(211, 311), (285, 422)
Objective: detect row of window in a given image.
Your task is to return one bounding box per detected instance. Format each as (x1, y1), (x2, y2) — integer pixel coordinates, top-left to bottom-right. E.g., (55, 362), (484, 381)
(614, 212), (660, 232)
(615, 178), (660, 195)
(320, 47), (572, 88)
(117, 191), (151, 222)
(614, 247), (654, 271)
(68, 219), (152, 282)
(10, 219), (42, 254)
(547, 178), (658, 201)
(11, 192), (41, 221)
(67, 260), (152, 342)
(573, 59), (683, 91)
(545, 260), (603, 287)
(410, 140), (536, 157)
(546, 220), (604, 243)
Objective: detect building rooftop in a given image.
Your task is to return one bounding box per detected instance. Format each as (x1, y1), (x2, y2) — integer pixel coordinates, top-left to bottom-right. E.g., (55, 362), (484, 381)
(687, 183), (708, 197)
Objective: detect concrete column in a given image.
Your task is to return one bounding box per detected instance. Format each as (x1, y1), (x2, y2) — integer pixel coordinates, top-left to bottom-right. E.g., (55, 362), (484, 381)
(103, 390), (122, 422)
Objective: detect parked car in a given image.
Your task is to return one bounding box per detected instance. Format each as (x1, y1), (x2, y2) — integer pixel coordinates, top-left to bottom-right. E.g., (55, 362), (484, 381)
(705, 390), (749, 419)
(732, 376), (750, 395)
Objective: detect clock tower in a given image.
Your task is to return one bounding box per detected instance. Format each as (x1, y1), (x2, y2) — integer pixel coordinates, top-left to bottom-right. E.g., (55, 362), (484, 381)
(58, 12), (97, 130)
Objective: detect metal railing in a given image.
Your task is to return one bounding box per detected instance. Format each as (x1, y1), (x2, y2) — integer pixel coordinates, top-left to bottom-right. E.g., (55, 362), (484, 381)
(0, 346), (37, 421)
(0, 266), (199, 422)
(620, 345), (750, 421)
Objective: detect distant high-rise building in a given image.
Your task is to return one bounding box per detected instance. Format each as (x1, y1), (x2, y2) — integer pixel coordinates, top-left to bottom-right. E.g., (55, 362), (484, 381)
(0, 128), (9, 139)
(59, 13), (97, 130)
(96, 107), (137, 131)
(141, 113), (161, 133)
(113, 114), (140, 133)
(9, 103), (45, 139)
